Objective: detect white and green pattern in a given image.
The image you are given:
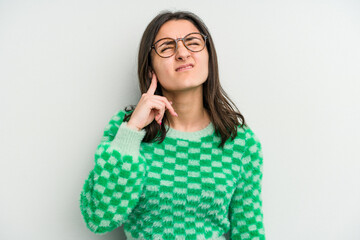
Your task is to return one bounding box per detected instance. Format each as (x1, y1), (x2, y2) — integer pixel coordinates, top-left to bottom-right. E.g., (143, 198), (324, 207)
(80, 109), (265, 239)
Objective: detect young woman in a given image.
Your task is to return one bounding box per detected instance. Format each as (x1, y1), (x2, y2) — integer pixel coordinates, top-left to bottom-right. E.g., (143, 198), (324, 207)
(80, 10), (266, 240)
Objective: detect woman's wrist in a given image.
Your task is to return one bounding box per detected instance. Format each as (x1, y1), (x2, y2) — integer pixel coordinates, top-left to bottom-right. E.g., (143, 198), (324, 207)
(109, 122), (146, 155)
(127, 120), (142, 131)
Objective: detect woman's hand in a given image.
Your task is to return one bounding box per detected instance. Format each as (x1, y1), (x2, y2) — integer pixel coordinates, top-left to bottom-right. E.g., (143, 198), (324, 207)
(127, 72), (178, 131)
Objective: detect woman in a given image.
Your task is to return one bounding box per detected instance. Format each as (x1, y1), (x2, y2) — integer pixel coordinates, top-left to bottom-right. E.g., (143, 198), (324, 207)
(80, 10), (266, 240)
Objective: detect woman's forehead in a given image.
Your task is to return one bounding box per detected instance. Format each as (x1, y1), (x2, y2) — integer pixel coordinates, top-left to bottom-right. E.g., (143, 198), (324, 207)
(154, 20), (200, 41)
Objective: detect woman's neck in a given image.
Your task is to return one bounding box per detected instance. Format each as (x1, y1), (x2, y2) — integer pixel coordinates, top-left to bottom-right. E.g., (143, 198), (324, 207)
(163, 87), (211, 132)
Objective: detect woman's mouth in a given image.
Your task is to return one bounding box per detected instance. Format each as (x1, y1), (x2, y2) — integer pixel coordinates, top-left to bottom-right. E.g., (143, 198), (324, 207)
(176, 64), (194, 72)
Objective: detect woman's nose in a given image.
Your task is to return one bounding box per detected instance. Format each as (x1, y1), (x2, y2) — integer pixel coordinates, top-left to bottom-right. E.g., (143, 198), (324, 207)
(175, 41), (191, 60)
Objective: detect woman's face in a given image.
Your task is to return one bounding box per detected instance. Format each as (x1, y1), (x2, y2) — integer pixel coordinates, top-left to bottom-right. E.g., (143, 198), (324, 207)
(150, 20), (209, 93)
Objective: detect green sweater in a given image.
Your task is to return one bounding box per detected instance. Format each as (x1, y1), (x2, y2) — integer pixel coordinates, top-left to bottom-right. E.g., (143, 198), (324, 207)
(80, 109), (266, 240)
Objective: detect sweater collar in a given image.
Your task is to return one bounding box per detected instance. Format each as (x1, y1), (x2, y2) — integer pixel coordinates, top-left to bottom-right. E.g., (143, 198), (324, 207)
(164, 122), (215, 141)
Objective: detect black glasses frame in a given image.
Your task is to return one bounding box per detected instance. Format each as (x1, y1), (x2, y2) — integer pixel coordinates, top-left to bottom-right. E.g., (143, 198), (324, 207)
(151, 32), (208, 58)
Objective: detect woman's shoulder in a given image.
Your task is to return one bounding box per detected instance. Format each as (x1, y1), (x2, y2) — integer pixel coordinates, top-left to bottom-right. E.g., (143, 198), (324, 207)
(229, 124), (263, 167)
(108, 107), (134, 123)
(99, 108), (135, 138)
(234, 123), (262, 148)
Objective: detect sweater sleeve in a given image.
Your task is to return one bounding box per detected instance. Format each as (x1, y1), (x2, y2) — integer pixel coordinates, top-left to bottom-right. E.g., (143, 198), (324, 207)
(80, 110), (147, 234)
(229, 127), (266, 240)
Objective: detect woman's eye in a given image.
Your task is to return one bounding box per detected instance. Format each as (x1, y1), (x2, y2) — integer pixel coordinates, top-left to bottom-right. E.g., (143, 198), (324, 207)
(160, 47), (173, 53)
(186, 38), (201, 45)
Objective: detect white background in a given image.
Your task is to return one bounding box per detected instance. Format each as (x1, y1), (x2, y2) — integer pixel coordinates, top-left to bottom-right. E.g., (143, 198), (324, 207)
(1, 0), (359, 239)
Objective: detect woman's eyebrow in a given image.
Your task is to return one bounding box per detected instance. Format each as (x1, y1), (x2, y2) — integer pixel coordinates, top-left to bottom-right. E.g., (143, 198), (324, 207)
(158, 40), (175, 48)
(186, 36), (200, 41)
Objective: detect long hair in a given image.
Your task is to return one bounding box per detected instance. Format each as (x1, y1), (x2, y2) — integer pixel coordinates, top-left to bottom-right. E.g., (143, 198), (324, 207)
(124, 10), (247, 148)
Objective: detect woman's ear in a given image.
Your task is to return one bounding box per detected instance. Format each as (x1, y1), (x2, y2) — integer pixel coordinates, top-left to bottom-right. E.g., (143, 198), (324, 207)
(148, 67), (153, 80)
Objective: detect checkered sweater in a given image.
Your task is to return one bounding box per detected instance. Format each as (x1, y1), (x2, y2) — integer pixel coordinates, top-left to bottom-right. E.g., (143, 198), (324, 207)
(80, 109), (265, 240)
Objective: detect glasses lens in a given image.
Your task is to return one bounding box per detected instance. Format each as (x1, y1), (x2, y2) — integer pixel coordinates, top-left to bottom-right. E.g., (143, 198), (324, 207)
(154, 38), (176, 57)
(184, 33), (205, 52)
(153, 33), (206, 57)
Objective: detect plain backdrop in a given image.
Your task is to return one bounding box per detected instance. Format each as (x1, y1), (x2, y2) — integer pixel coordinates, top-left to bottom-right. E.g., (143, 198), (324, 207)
(1, 0), (359, 239)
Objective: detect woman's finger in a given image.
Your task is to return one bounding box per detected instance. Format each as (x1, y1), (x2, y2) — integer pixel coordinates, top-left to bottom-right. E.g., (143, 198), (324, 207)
(152, 95), (178, 117)
(155, 106), (166, 125)
(147, 72), (157, 95)
(148, 99), (166, 125)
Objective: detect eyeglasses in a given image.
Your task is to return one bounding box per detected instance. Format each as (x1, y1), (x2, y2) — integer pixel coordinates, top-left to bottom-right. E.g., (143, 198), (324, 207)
(151, 32), (208, 58)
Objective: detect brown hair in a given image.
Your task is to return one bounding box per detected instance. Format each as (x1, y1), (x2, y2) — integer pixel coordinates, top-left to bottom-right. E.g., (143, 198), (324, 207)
(124, 10), (247, 148)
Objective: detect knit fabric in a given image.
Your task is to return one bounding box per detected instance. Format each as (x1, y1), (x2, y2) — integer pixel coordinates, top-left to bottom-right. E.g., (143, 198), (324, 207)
(80, 109), (266, 240)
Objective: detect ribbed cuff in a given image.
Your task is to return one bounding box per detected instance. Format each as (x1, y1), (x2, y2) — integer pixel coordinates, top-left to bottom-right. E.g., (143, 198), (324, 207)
(109, 122), (146, 156)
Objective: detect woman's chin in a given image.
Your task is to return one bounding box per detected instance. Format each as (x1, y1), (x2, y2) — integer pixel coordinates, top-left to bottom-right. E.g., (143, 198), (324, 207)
(162, 83), (204, 93)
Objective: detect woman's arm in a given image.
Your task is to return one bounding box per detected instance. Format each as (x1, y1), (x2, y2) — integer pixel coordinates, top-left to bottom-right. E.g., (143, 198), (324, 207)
(80, 110), (147, 234)
(229, 127), (266, 239)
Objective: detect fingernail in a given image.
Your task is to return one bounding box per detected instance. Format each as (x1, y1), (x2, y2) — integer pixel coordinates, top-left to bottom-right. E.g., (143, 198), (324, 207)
(175, 113), (178, 117)
(169, 101), (173, 104)
(159, 120), (162, 125)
